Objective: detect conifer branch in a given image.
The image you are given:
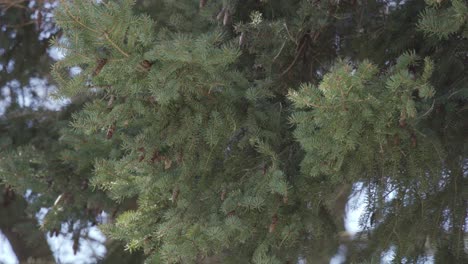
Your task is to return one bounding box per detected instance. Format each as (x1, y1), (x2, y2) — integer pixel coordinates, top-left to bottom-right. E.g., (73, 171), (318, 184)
(280, 36), (308, 76)
(59, 0), (99, 34)
(104, 32), (130, 58)
(59, 0), (130, 58)
(7, 0), (463, 262)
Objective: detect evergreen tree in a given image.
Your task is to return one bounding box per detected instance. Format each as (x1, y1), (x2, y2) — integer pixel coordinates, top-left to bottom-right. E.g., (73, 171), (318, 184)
(1, 0), (466, 263)
(0, 1), (144, 262)
(1, 1), (58, 262)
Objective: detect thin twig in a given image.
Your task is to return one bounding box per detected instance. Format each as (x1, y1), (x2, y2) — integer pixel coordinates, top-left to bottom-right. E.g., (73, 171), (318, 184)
(0, 0), (27, 12)
(59, 0), (130, 58)
(283, 23), (297, 45)
(59, 0), (99, 34)
(419, 99), (435, 118)
(272, 41), (286, 62)
(104, 32), (130, 57)
(280, 37), (308, 76)
(3, 21), (35, 28)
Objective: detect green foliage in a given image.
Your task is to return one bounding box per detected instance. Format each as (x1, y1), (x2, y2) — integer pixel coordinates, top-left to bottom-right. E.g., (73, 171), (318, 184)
(289, 53), (439, 183)
(1, 0), (467, 263)
(418, 0), (468, 39)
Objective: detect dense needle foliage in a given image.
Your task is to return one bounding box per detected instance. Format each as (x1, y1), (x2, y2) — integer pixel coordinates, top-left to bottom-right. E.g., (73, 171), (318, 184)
(1, 0), (466, 263)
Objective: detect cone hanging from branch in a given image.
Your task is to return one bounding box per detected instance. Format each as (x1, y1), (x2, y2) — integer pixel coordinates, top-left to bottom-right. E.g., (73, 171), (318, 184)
(269, 214), (278, 233)
(199, 0), (207, 8)
(93, 58), (108, 77)
(106, 124), (116, 139)
(172, 187), (180, 204)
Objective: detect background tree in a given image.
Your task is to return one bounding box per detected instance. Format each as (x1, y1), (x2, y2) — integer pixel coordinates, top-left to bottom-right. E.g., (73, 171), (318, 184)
(1, 0), (467, 263)
(1, 0), (58, 262)
(0, 0), (145, 262)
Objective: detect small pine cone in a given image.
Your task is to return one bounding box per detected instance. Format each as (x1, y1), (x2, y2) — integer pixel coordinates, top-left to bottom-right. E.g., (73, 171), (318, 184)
(227, 210), (236, 217)
(141, 60), (152, 69)
(269, 214), (278, 233)
(399, 119), (407, 128)
(138, 60), (153, 72)
(93, 58), (108, 77)
(199, 0), (207, 8)
(220, 189), (227, 201)
(393, 134), (400, 146)
(172, 187), (180, 204)
(138, 147), (146, 162)
(283, 195), (288, 204)
(164, 159), (172, 169)
(399, 112), (407, 128)
(144, 236), (152, 245)
(107, 95), (115, 109)
(106, 124), (116, 139)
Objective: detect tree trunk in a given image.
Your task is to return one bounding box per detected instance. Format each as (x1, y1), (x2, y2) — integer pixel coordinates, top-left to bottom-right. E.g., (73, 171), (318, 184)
(0, 186), (55, 263)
